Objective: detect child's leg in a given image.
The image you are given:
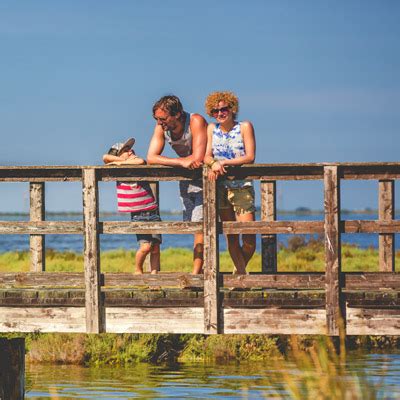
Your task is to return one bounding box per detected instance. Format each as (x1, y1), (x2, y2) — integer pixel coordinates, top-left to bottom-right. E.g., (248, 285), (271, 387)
(135, 242), (151, 274)
(150, 242), (160, 274)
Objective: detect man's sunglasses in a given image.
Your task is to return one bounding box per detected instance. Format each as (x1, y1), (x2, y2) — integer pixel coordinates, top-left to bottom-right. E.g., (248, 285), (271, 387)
(211, 106), (230, 117)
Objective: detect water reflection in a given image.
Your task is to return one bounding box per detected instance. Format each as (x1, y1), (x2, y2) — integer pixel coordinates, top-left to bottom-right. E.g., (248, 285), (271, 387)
(26, 352), (400, 399)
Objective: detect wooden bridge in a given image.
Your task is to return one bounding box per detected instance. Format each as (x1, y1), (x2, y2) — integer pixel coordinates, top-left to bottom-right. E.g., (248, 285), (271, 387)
(0, 163), (399, 336)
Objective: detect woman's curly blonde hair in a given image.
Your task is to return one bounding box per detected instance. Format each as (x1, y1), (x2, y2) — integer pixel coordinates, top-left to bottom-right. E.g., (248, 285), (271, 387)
(205, 91), (239, 118)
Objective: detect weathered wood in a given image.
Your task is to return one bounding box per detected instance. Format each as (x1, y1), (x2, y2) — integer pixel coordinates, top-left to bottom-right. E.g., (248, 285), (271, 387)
(261, 181), (277, 273)
(0, 221), (83, 234)
(82, 169), (103, 333)
(379, 180), (395, 272)
(346, 307), (400, 335)
(104, 273), (204, 288)
(0, 167), (82, 182)
(0, 338), (25, 400)
(106, 307), (204, 333)
(99, 165), (201, 182)
(222, 221), (324, 234)
(224, 308), (327, 334)
(344, 272), (400, 290)
(324, 166), (343, 336)
(203, 167), (220, 334)
(222, 273), (325, 289)
(343, 220), (400, 233)
(2, 272), (399, 291)
(101, 221), (202, 234)
(0, 307), (86, 332)
(30, 182), (46, 272)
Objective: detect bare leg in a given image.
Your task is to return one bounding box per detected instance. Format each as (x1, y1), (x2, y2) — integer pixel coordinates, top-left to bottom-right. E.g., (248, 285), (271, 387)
(219, 208), (247, 274)
(236, 212), (256, 266)
(150, 243), (160, 274)
(192, 233), (204, 274)
(135, 243), (151, 274)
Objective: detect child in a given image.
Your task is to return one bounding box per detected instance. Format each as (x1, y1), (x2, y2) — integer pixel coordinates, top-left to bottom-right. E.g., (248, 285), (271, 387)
(103, 137), (161, 274)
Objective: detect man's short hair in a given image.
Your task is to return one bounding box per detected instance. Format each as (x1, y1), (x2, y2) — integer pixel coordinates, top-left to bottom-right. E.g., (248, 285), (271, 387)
(152, 95), (183, 117)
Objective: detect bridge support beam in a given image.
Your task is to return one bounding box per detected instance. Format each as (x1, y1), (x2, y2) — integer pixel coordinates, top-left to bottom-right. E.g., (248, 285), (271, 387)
(0, 338), (25, 400)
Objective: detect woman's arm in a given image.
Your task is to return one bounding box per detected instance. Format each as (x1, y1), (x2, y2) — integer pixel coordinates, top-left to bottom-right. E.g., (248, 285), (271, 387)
(103, 154), (145, 165)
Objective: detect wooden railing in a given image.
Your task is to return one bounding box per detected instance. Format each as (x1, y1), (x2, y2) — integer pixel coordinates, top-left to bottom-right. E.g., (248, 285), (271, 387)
(0, 163), (399, 336)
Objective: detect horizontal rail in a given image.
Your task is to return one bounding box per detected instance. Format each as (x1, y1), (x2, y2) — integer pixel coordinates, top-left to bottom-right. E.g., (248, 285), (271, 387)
(2, 162), (400, 182)
(2, 220), (400, 235)
(1, 272), (399, 290)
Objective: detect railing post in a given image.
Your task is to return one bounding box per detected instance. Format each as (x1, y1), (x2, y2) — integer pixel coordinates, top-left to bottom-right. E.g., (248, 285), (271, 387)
(324, 165), (343, 336)
(30, 182), (45, 272)
(82, 168), (103, 333)
(203, 166), (220, 334)
(261, 181), (277, 273)
(379, 180), (395, 272)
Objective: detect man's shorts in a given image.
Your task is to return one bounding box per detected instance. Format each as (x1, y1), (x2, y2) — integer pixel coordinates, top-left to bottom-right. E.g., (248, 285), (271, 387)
(130, 209), (162, 246)
(179, 180), (203, 222)
(217, 185), (256, 215)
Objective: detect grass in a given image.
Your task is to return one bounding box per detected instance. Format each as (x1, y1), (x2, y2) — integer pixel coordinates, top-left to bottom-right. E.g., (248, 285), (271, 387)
(0, 237), (397, 273)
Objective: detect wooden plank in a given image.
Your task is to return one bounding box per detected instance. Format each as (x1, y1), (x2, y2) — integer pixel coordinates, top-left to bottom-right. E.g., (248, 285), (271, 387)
(222, 221), (324, 234)
(343, 220), (400, 233)
(0, 273), (86, 288)
(104, 273), (204, 288)
(99, 165), (201, 182)
(0, 307), (86, 333)
(379, 180), (395, 272)
(261, 181), (277, 273)
(0, 221), (83, 234)
(324, 166), (343, 336)
(82, 168), (103, 333)
(1, 272), (398, 291)
(344, 273), (400, 290)
(203, 167), (220, 334)
(30, 182), (45, 272)
(101, 221), (202, 234)
(0, 338), (25, 400)
(0, 167), (82, 182)
(106, 307), (204, 333)
(346, 307), (400, 335)
(222, 273), (325, 289)
(223, 308), (326, 334)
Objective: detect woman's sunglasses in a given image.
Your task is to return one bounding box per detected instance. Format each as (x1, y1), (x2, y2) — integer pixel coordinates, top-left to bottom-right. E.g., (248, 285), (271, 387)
(211, 106), (230, 117)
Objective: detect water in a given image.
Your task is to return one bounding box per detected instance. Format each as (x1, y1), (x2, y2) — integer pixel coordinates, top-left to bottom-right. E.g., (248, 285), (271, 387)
(0, 212), (397, 254)
(25, 352), (400, 398)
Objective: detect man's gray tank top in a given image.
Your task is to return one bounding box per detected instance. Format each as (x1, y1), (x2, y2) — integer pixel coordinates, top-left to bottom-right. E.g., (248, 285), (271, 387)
(164, 112), (202, 193)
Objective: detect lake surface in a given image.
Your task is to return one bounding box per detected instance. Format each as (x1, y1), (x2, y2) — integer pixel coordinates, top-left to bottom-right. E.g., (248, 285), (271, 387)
(0, 212), (398, 254)
(26, 352), (400, 399)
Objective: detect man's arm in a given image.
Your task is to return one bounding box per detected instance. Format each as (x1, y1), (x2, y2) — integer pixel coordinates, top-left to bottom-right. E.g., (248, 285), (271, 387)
(183, 113), (207, 169)
(147, 125), (184, 167)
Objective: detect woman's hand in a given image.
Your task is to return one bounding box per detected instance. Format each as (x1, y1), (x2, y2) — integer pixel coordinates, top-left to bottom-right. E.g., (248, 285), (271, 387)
(211, 160), (227, 175)
(208, 169), (218, 181)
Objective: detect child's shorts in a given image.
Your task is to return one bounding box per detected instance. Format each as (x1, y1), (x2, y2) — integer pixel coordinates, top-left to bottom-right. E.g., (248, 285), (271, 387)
(131, 209), (162, 246)
(217, 185), (256, 215)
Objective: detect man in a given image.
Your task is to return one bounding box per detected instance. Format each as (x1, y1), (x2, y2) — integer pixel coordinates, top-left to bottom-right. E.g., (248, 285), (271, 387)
(147, 95), (207, 274)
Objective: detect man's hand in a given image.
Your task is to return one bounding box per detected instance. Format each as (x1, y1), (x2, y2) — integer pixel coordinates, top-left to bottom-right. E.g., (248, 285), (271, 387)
(180, 158), (203, 169)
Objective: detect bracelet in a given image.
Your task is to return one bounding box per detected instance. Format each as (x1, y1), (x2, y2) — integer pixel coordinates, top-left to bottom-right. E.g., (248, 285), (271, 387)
(208, 159), (217, 168)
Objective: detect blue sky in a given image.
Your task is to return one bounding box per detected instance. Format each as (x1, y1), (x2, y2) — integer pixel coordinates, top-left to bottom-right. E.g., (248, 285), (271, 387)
(1, 1), (399, 212)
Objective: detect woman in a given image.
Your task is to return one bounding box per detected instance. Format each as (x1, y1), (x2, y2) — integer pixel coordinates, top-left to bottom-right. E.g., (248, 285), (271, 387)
(204, 91), (256, 274)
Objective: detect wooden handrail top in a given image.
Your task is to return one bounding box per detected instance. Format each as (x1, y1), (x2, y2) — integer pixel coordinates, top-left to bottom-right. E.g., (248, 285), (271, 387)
(1, 162), (400, 182)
